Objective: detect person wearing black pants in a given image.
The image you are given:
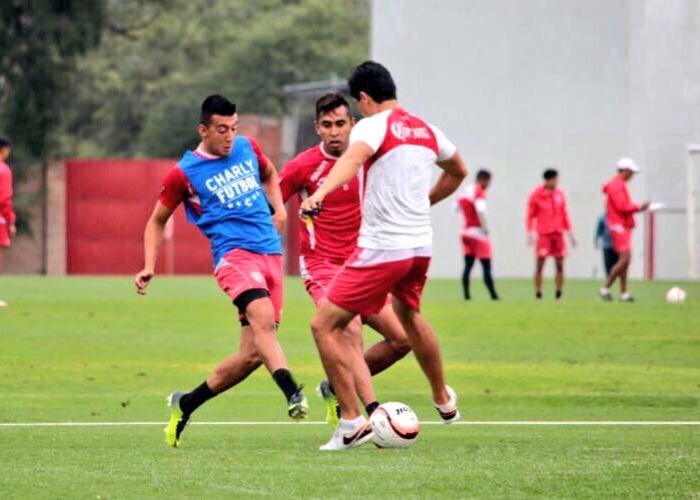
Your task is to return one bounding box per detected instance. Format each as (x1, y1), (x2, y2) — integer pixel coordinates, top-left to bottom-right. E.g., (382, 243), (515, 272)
(456, 169), (499, 300)
(595, 213), (618, 277)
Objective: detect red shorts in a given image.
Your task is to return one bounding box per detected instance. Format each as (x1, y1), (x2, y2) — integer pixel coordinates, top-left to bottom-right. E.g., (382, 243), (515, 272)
(461, 228), (491, 259)
(536, 233), (566, 258)
(608, 224), (632, 253)
(214, 249), (284, 323)
(0, 223), (10, 248)
(300, 255), (343, 305)
(327, 247), (431, 318)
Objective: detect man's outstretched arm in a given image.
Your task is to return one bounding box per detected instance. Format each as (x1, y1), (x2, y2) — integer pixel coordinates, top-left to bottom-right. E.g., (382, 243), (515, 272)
(135, 201), (173, 295)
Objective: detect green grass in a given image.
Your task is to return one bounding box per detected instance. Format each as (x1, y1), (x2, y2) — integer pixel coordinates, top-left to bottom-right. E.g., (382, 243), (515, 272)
(1, 277), (699, 498)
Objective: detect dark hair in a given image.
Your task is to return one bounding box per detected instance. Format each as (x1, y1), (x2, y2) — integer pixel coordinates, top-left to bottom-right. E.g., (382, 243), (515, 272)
(200, 95), (236, 125)
(348, 61), (397, 103)
(315, 93), (350, 120)
(476, 169), (491, 181)
(0, 136), (10, 148)
(543, 168), (558, 180)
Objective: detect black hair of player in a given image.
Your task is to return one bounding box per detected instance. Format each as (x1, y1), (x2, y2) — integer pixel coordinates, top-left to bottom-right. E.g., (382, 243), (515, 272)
(476, 169), (491, 181)
(315, 93), (350, 120)
(348, 61), (397, 103)
(200, 95), (236, 125)
(543, 168), (558, 180)
(0, 136), (10, 148)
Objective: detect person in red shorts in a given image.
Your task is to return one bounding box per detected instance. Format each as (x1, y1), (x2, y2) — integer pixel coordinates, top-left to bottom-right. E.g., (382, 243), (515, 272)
(301, 61), (466, 451)
(455, 169), (499, 300)
(134, 95), (307, 448)
(599, 158), (649, 302)
(526, 168), (577, 300)
(279, 93), (411, 425)
(0, 136), (16, 308)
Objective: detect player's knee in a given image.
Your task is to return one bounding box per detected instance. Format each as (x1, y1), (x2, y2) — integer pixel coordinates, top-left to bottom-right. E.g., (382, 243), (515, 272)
(241, 351), (262, 370)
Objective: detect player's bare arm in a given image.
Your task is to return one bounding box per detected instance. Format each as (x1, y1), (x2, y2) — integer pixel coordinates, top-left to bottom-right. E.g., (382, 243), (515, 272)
(135, 201), (174, 295)
(429, 151), (468, 206)
(260, 161), (287, 234)
(301, 141), (372, 213)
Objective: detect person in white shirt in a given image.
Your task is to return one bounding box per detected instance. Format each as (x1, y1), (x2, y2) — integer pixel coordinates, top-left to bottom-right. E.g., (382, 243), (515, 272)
(301, 61), (467, 451)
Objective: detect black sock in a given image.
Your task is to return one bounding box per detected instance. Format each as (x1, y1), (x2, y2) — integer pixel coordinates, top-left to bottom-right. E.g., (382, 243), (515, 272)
(179, 381), (216, 416)
(272, 368), (299, 400)
(365, 401), (380, 416)
(555, 290), (562, 299)
(536, 291), (542, 299)
(480, 259), (499, 300)
(462, 256), (475, 299)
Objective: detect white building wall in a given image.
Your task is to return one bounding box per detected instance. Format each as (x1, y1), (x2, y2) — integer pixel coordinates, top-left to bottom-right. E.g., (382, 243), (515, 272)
(371, 0), (700, 279)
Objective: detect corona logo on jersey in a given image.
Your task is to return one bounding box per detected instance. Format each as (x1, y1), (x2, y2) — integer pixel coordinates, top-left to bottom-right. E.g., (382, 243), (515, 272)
(390, 121), (431, 141)
(204, 159), (263, 208)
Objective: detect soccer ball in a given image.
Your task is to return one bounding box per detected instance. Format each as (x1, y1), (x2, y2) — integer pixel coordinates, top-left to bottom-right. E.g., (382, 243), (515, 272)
(666, 287), (687, 303)
(369, 402), (419, 448)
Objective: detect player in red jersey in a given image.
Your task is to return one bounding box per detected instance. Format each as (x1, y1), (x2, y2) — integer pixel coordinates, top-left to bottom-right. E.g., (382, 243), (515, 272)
(526, 168), (576, 300)
(279, 93), (411, 425)
(455, 169), (499, 300)
(301, 61), (466, 451)
(0, 136), (16, 307)
(599, 158), (649, 302)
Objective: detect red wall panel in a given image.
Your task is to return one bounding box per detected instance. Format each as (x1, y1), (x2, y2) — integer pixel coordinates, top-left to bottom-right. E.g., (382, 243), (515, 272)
(65, 159), (212, 275)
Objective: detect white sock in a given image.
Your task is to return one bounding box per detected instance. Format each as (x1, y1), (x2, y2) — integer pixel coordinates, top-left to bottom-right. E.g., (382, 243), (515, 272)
(340, 415), (365, 428)
(600, 287), (610, 294)
(621, 292), (631, 299)
(435, 388), (456, 410)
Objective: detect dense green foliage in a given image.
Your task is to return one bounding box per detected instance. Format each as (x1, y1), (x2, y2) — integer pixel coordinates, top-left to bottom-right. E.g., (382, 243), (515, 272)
(59, 0), (370, 158)
(1, 0), (369, 161)
(1, 277), (699, 497)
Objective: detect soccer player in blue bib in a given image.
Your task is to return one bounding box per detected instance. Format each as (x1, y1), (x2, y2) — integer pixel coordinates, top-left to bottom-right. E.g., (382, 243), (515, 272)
(135, 95), (308, 447)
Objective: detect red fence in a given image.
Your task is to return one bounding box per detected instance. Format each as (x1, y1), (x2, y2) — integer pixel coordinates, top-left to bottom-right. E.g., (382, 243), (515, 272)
(65, 159), (212, 275)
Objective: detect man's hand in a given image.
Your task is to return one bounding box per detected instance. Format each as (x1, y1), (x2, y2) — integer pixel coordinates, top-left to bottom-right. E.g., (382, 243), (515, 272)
(300, 192), (324, 217)
(527, 232), (535, 247)
(135, 269), (154, 295)
(639, 201), (651, 211)
(9, 223), (16, 237)
(568, 232), (577, 248)
(272, 206), (287, 234)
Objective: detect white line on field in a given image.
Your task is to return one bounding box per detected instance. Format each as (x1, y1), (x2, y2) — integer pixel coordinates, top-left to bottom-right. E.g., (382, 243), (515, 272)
(0, 421), (699, 428)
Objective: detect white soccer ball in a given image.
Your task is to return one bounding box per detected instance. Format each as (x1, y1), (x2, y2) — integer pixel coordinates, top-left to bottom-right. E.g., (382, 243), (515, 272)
(666, 287), (687, 303)
(370, 402), (419, 448)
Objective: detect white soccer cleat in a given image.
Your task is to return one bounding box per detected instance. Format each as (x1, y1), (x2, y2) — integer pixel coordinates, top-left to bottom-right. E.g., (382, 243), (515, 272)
(598, 287), (613, 302)
(319, 417), (374, 451)
(434, 385), (460, 424)
(0, 300), (7, 308)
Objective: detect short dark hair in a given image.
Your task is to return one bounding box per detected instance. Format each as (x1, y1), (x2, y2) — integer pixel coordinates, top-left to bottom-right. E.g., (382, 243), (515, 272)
(543, 168), (558, 180)
(200, 95), (236, 125)
(348, 61), (397, 103)
(0, 136), (10, 148)
(315, 93), (350, 120)
(476, 169), (491, 181)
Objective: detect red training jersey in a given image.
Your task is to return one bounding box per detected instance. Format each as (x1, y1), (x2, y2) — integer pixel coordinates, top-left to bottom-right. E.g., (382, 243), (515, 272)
(602, 174), (639, 229)
(526, 185), (572, 235)
(0, 161), (16, 226)
(279, 144), (361, 263)
(456, 183), (486, 229)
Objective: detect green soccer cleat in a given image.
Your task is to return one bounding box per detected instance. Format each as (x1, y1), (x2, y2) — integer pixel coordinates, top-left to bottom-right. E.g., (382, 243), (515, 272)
(287, 385), (309, 421)
(164, 391), (190, 448)
(316, 380), (340, 427)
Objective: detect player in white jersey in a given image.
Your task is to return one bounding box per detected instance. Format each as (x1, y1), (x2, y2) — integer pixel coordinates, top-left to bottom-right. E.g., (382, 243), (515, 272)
(301, 61), (467, 451)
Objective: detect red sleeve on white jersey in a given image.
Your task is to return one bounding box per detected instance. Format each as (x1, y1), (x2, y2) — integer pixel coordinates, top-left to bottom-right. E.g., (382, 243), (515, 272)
(428, 124), (457, 161)
(278, 157), (306, 203)
(159, 166), (190, 210)
(349, 113), (388, 153)
(246, 137), (272, 174)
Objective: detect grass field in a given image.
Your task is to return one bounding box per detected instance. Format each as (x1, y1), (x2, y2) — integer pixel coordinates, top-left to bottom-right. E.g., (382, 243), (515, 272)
(1, 276), (699, 498)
